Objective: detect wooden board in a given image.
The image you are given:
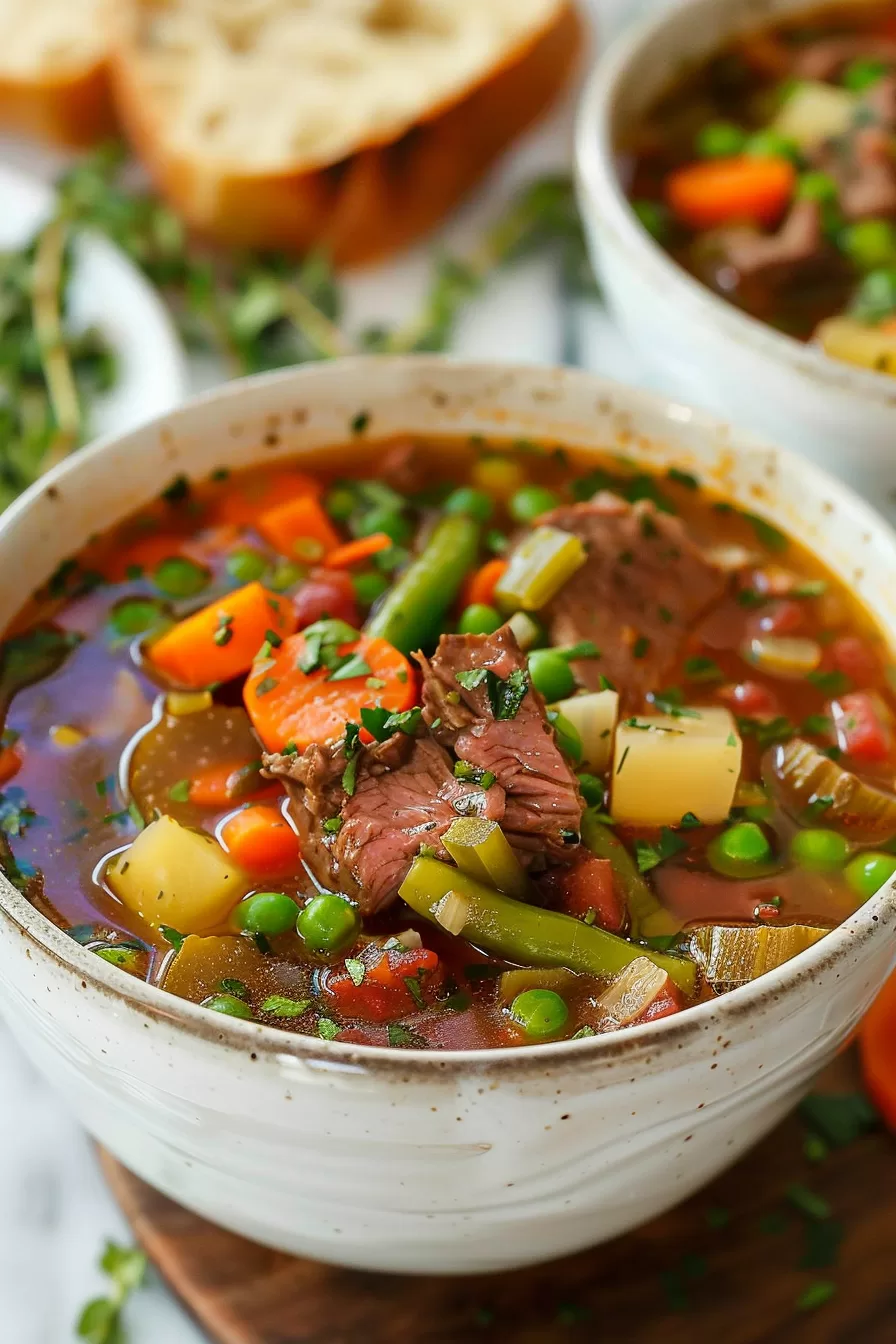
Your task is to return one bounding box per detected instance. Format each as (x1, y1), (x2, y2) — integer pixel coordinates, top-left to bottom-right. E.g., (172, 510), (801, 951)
(101, 1057), (896, 1344)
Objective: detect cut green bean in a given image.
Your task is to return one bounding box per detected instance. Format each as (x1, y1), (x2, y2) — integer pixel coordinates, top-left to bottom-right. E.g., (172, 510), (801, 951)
(399, 856), (696, 994)
(364, 515), (479, 654)
(443, 817), (531, 900)
(581, 809), (680, 941)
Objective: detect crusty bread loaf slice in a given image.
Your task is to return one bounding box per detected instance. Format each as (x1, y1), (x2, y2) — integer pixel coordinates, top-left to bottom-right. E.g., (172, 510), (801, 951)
(109, 0), (580, 263)
(0, 0), (116, 147)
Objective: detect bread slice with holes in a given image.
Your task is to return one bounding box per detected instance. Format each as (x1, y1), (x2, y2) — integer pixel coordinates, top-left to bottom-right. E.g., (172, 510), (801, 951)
(0, 0), (116, 147)
(109, 0), (580, 264)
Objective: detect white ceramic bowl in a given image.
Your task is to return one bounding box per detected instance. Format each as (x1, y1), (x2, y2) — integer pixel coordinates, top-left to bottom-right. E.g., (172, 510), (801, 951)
(0, 358), (895, 1275)
(575, 0), (896, 507)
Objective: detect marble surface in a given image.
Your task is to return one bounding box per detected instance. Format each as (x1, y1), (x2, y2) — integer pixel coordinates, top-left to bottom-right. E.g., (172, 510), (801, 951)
(0, 2), (674, 1339)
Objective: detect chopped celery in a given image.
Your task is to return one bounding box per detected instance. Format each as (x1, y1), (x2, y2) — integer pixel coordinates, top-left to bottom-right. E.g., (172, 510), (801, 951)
(765, 737), (896, 841)
(443, 817), (531, 900)
(689, 923), (828, 987)
(506, 610), (543, 650)
(581, 808), (680, 940)
(494, 526), (586, 611)
(498, 967), (581, 1003)
(399, 856), (696, 994)
(772, 81), (856, 149)
(592, 957), (672, 1029)
(550, 690), (618, 772)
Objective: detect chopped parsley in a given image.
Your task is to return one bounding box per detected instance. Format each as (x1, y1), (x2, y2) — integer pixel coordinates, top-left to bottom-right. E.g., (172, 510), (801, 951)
(486, 667), (529, 720)
(317, 1017), (340, 1040)
(667, 466), (700, 490)
(350, 409), (370, 435)
(684, 655), (724, 684)
(213, 612), (234, 647)
(219, 977), (249, 1000)
(254, 676), (279, 697)
(345, 958), (366, 987)
(387, 1022), (428, 1048)
(360, 705), (423, 741)
(744, 512), (788, 553)
(327, 652), (372, 683)
(160, 925), (186, 952)
(807, 669), (851, 696)
(557, 640), (601, 661)
(168, 779), (191, 803)
(737, 715), (795, 749)
(648, 688), (701, 719)
(298, 619), (362, 675)
(75, 1241), (147, 1344)
(454, 760), (497, 789)
(632, 636), (651, 660)
(456, 667), (488, 691)
(799, 1091), (878, 1147)
(322, 816), (343, 835)
(261, 995), (311, 1018)
(161, 473), (190, 504)
(679, 811), (702, 829)
(635, 828), (687, 873)
(802, 714), (833, 737)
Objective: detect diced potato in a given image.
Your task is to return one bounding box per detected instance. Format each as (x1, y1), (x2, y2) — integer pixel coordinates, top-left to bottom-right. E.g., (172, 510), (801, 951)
(494, 526), (586, 611)
(815, 316), (896, 377)
(689, 923), (828, 988)
(611, 707), (742, 826)
(163, 934), (270, 1003)
(772, 80), (856, 148)
(107, 815), (248, 933)
(551, 690), (618, 772)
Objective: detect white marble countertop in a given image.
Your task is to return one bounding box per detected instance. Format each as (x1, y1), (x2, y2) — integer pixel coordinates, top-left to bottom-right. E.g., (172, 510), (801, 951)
(0, 3), (722, 1340)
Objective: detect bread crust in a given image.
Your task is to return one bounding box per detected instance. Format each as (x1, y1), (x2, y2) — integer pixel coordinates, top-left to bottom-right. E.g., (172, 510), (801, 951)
(0, 60), (116, 148)
(109, 2), (581, 264)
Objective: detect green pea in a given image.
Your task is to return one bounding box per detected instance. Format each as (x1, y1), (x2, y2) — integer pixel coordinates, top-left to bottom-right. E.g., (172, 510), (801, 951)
(352, 571), (390, 607)
(235, 891), (299, 937)
(108, 597), (165, 637)
(153, 556), (210, 599)
(632, 199), (670, 242)
(268, 561), (307, 592)
(355, 506), (413, 547)
(844, 851), (896, 901)
(791, 828), (850, 872)
(226, 547), (268, 584)
(443, 487), (494, 523)
(841, 219), (896, 272)
(744, 129), (801, 164)
(509, 989), (569, 1039)
(852, 267), (896, 323)
(202, 992), (253, 1019)
(509, 485), (560, 526)
(707, 822), (772, 877)
(458, 603), (503, 636)
(297, 891), (361, 954)
(325, 486), (357, 522)
(796, 171), (839, 204)
(842, 57), (888, 92)
(528, 648), (576, 702)
(92, 946), (142, 970)
(696, 120), (748, 158)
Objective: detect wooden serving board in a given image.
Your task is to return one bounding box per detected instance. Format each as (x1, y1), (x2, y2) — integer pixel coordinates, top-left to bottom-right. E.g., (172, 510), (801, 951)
(101, 1057), (896, 1344)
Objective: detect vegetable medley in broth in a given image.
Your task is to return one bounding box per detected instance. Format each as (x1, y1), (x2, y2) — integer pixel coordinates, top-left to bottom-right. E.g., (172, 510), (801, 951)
(2, 433), (895, 1050)
(622, 3), (896, 376)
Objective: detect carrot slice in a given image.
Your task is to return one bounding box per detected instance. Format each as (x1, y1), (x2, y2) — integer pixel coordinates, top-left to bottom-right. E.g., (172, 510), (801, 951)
(860, 968), (896, 1130)
(213, 469), (321, 527)
(109, 533), (190, 582)
(188, 761), (280, 808)
(463, 558), (508, 610)
(0, 745), (22, 787)
(258, 494), (341, 563)
(220, 804), (302, 878)
(325, 533), (392, 570)
(666, 156), (796, 231)
(149, 582), (297, 690)
(244, 631), (415, 752)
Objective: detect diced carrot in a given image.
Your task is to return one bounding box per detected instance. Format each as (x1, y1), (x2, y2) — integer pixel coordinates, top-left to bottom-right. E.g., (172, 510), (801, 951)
(325, 533), (392, 570)
(220, 804), (302, 878)
(860, 969), (896, 1130)
(258, 494), (341, 563)
(109, 533), (190, 582)
(243, 631), (415, 752)
(149, 582), (297, 689)
(666, 156), (796, 230)
(213, 469), (321, 527)
(880, 317), (896, 336)
(188, 761), (280, 808)
(463, 558), (508, 610)
(0, 746), (22, 787)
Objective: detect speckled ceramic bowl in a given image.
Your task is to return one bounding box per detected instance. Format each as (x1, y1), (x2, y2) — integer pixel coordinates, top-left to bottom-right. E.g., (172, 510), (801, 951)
(0, 358), (894, 1274)
(575, 0), (896, 505)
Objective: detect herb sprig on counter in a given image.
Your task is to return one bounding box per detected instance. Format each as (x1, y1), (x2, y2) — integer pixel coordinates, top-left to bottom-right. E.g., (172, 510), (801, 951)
(75, 1241), (147, 1344)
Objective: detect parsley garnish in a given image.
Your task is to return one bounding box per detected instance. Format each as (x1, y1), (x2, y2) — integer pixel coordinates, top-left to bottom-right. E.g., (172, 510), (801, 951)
(684, 655), (723, 683)
(168, 779), (191, 802)
(556, 640), (601, 661)
(486, 667), (529, 720)
(318, 1017), (340, 1040)
(255, 676), (279, 697)
(75, 1242), (147, 1344)
(160, 925), (186, 952)
(404, 973), (427, 1010)
(327, 652), (372, 683)
(737, 715), (795, 749)
(345, 958), (366, 987)
(360, 705), (423, 741)
(807, 669), (851, 695)
(635, 828), (687, 873)
(387, 1022), (428, 1048)
(744, 512), (788, 553)
(350, 409), (370, 435)
(454, 760), (497, 788)
(213, 612), (234, 646)
(219, 977), (249, 1000)
(802, 714), (833, 736)
(632, 636), (651, 660)
(649, 688), (701, 719)
(298, 618), (361, 674)
(261, 995), (311, 1018)
(667, 466), (699, 490)
(679, 811), (702, 829)
(456, 667), (488, 691)
(322, 816), (343, 834)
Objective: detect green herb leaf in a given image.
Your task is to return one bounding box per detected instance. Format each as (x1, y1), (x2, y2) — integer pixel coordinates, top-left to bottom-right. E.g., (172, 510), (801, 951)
(486, 667), (529, 721)
(360, 705), (423, 742)
(456, 667), (488, 691)
(635, 828), (687, 873)
(799, 1091), (878, 1147)
(345, 957), (366, 987)
(744, 512), (788, 553)
(261, 995), (311, 1018)
(160, 925), (186, 952)
(168, 778), (191, 803)
(387, 1022), (428, 1048)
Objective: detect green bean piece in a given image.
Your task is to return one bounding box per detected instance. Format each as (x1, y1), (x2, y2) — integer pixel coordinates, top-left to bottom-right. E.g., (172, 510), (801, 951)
(443, 817), (531, 900)
(581, 809), (680, 941)
(364, 515), (479, 654)
(399, 856), (696, 994)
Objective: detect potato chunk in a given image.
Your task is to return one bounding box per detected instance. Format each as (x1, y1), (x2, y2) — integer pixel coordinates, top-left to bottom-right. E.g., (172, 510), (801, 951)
(772, 81), (856, 149)
(611, 707), (742, 826)
(815, 316), (896, 377)
(551, 689), (618, 772)
(107, 815), (248, 933)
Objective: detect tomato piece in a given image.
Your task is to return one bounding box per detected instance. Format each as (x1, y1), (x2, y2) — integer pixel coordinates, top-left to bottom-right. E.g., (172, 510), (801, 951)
(718, 680), (781, 720)
(0, 745), (22, 787)
(541, 855), (625, 933)
(831, 691), (891, 763)
(750, 600), (804, 637)
(829, 635), (880, 687)
(860, 969), (896, 1131)
(293, 568), (359, 630)
(635, 982), (686, 1025)
(322, 947), (442, 1023)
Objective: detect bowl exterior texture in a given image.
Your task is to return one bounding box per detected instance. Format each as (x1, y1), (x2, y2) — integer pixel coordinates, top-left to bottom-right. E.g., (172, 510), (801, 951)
(0, 358), (894, 1274)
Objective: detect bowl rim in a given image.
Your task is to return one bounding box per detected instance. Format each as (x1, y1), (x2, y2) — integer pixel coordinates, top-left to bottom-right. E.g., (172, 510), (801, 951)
(574, 0), (896, 408)
(2, 353), (895, 1079)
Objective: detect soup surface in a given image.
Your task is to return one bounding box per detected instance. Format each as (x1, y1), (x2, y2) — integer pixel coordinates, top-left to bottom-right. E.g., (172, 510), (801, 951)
(2, 434), (895, 1050)
(623, 3), (896, 377)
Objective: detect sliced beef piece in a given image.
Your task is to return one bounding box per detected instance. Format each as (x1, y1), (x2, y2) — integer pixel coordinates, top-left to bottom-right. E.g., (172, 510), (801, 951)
(417, 628), (584, 860)
(538, 495), (726, 704)
(838, 126), (896, 220)
(264, 732), (504, 915)
(717, 199), (825, 280)
(791, 36), (896, 81)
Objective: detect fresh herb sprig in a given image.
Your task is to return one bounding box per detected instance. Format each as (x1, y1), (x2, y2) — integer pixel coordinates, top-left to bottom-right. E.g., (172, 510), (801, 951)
(75, 1241), (147, 1343)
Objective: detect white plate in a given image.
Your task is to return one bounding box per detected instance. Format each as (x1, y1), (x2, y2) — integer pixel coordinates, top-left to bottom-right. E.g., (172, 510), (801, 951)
(0, 161), (188, 440)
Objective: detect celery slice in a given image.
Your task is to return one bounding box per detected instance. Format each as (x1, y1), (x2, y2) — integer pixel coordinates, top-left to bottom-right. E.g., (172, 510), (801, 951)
(494, 526), (586, 611)
(689, 923), (828, 987)
(443, 817), (531, 900)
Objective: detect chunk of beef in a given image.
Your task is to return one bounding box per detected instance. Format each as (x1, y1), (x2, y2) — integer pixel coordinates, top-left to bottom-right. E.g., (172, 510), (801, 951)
(539, 495), (726, 704)
(378, 437), (427, 495)
(717, 199), (825, 280)
(416, 628), (584, 860)
(264, 732), (504, 914)
(837, 126), (896, 220)
(791, 36), (896, 81)
(864, 72), (896, 130)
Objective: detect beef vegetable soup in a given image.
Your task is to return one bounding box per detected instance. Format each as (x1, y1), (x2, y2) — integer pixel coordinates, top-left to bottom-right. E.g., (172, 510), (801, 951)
(2, 435), (895, 1050)
(623, 3), (896, 377)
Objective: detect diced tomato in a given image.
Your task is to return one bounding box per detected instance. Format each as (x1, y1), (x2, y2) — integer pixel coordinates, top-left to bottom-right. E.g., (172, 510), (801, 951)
(292, 568), (359, 630)
(635, 982), (686, 1025)
(0, 745), (22, 787)
(860, 969), (896, 1131)
(829, 635), (880, 687)
(831, 690), (891, 763)
(717, 680), (781, 720)
(321, 947), (443, 1023)
(540, 855), (625, 933)
(749, 599), (804, 638)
